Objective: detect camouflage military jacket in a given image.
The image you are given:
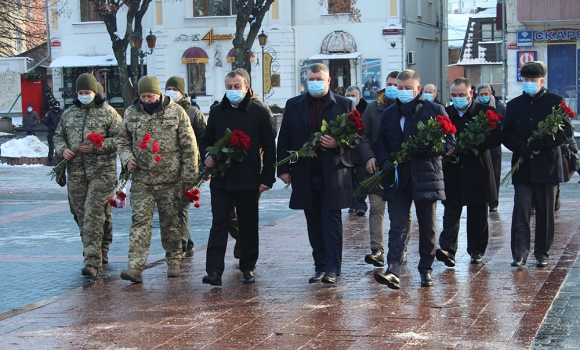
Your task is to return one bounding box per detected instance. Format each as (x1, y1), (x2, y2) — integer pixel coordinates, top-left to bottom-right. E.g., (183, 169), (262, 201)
(116, 95), (198, 186)
(54, 101), (122, 177)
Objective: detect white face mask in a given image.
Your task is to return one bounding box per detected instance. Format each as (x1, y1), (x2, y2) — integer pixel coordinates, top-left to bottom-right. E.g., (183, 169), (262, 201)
(77, 93), (95, 105)
(165, 90), (181, 102)
(27, 107), (32, 112)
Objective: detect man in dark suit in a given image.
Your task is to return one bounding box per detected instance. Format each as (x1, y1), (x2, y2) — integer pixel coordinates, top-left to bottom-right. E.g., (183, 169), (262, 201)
(277, 63), (354, 284)
(200, 69), (276, 286)
(503, 61), (573, 268)
(436, 77), (501, 268)
(373, 69), (454, 289)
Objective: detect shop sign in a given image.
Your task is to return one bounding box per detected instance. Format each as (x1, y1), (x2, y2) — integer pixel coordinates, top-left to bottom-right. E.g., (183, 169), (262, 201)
(201, 29), (233, 46)
(534, 29), (580, 42)
(383, 28), (404, 35)
(516, 51), (537, 82)
(51, 41), (61, 47)
(516, 30), (533, 46)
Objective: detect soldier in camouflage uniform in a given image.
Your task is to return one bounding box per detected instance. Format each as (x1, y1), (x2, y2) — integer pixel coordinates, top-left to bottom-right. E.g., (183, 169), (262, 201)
(54, 73), (122, 277)
(117, 76), (198, 283)
(165, 76), (206, 258)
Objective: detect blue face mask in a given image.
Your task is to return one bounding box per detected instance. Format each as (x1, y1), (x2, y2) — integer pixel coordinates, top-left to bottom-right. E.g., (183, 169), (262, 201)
(423, 93), (434, 102)
(452, 97), (469, 110)
(346, 96), (357, 105)
(523, 81), (539, 95)
(385, 86), (398, 100)
(397, 90), (415, 104)
(308, 81), (326, 96)
(479, 95), (490, 104)
(226, 89), (245, 104)
(193, 99), (197, 103)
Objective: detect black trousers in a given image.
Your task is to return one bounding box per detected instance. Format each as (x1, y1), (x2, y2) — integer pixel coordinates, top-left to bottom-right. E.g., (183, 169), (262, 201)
(304, 173), (343, 275)
(351, 162), (368, 211)
(47, 131), (55, 163)
(386, 184), (437, 276)
(206, 188), (260, 275)
(490, 155), (501, 207)
(511, 183), (557, 261)
(440, 203), (489, 257)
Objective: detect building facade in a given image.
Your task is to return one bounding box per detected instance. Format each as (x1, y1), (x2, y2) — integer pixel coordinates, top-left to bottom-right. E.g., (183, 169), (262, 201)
(48, 0), (448, 111)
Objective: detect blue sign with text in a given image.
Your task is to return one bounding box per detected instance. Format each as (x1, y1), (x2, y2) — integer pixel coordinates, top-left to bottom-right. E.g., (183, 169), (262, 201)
(517, 30), (534, 47)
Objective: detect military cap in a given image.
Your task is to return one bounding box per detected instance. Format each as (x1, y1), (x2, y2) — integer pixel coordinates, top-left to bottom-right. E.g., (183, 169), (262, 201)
(521, 61), (547, 78)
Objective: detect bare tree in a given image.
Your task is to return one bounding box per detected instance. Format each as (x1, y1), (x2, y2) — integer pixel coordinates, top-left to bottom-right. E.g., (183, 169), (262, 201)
(88, 0), (152, 107)
(232, 0), (275, 76)
(0, 0), (47, 57)
(318, 0), (360, 22)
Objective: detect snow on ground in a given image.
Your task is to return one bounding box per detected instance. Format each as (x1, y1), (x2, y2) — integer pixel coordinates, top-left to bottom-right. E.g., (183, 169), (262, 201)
(11, 117), (22, 127)
(0, 132), (14, 137)
(0, 136), (48, 158)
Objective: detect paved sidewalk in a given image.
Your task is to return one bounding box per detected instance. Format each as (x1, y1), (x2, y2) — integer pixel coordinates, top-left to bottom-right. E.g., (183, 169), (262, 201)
(1, 195), (580, 349)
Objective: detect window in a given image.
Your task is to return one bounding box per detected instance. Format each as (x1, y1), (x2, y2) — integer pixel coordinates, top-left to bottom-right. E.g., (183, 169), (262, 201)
(328, 0), (351, 14)
(187, 63), (206, 95)
(480, 23), (501, 41)
(193, 0), (236, 17)
(481, 65), (502, 84)
(80, 0), (101, 22)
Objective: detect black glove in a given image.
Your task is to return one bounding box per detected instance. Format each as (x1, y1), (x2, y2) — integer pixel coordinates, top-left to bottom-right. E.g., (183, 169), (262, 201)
(381, 160), (395, 174)
(529, 138), (546, 152)
(57, 171), (66, 187)
(517, 143), (534, 158)
(407, 144), (428, 157)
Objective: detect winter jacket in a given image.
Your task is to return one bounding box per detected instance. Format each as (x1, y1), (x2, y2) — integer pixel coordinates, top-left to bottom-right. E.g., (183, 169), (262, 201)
(117, 95), (198, 186)
(200, 90), (276, 191)
(23, 110), (40, 132)
(503, 88), (573, 184)
(442, 102), (500, 206)
(373, 92), (454, 202)
(43, 108), (63, 132)
(54, 100), (122, 177)
(175, 97), (206, 152)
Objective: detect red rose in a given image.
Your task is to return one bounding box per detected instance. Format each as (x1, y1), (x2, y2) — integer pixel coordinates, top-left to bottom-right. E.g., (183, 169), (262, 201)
(351, 110), (360, 118)
(154, 155), (162, 163)
(87, 132), (105, 148)
(117, 191), (126, 200)
(109, 199), (118, 207)
(488, 123), (497, 130)
(192, 194), (200, 201)
(437, 115), (456, 134)
(139, 133), (151, 150)
(192, 188), (200, 195)
(194, 201), (201, 208)
(152, 141), (160, 153)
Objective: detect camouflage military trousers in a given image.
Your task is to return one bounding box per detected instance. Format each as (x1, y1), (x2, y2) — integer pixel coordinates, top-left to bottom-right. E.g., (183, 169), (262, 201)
(67, 171), (116, 268)
(69, 196), (113, 253)
(128, 181), (182, 271)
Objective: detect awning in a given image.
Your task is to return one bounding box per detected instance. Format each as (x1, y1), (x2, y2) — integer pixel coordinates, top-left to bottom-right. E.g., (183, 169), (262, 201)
(307, 52), (361, 60)
(226, 48), (254, 63)
(49, 55), (117, 68)
(182, 47), (209, 64)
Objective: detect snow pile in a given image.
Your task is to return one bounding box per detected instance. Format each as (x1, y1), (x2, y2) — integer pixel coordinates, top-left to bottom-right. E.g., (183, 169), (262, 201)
(0, 135), (48, 158)
(11, 117), (22, 127)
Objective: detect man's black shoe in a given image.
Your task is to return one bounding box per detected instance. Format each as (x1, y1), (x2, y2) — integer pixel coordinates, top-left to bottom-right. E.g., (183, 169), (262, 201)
(202, 272), (222, 286)
(356, 209), (366, 217)
(321, 272), (337, 284)
(373, 271), (400, 290)
(81, 265), (99, 277)
(183, 248), (194, 259)
(436, 249), (455, 267)
(536, 259), (548, 267)
(420, 272), (434, 287)
(242, 270), (255, 284)
(489, 205), (498, 212)
(470, 254), (483, 264)
(364, 249), (385, 267)
(309, 271), (324, 283)
(511, 258), (526, 267)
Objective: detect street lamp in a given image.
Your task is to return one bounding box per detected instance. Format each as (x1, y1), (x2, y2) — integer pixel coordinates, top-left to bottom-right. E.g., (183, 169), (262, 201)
(258, 30), (268, 101)
(130, 30), (157, 78)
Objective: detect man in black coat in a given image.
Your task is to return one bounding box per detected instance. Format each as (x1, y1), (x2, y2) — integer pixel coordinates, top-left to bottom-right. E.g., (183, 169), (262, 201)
(503, 61), (573, 268)
(436, 78), (501, 268)
(43, 101), (63, 165)
(200, 69), (276, 286)
(373, 70), (454, 289)
(277, 63), (354, 284)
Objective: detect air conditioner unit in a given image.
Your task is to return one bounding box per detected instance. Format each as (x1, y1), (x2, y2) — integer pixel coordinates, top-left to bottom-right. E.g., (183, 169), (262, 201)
(408, 51), (416, 65)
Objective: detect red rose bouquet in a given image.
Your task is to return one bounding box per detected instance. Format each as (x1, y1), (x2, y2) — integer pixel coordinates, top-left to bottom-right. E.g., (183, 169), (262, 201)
(443, 109), (503, 163)
(187, 128), (251, 206)
(47, 131), (105, 184)
(275, 110), (365, 167)
(354, 115), (456, 196)
(500, 101), (574, 187)
(110, 133), (162, 207)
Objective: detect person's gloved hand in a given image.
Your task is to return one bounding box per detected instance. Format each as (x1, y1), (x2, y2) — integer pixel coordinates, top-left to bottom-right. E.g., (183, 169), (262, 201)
(57, 171), (66, 187)
(407, 144), (428, 157)
(381, 160), (395, 174)
(529, 138), (546, 152)
(517, 143), (534, 158)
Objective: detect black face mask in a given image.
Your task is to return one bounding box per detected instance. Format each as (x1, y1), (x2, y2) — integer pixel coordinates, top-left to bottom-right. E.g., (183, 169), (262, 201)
(53, 107), (60, 111)
(142, 100), (160, 114)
